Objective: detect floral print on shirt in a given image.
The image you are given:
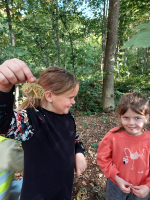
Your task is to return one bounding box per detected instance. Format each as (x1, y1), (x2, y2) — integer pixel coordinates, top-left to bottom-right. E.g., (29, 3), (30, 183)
(7, 110), (34, 141)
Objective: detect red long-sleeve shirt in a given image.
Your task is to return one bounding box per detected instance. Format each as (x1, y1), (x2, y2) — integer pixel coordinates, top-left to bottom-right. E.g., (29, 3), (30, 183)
(97, 127), (150, 188)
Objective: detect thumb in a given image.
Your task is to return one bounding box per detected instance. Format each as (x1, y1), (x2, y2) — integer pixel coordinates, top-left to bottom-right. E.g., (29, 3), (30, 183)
(131, 186), (139, 189)
(125, 181), (132, 187)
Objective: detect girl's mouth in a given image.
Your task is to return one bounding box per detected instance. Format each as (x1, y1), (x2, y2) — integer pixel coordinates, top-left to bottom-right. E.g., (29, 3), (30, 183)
(128, 127), (136, 130)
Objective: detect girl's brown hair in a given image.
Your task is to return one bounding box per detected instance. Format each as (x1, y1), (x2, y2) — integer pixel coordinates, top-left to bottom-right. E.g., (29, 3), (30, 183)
(18, 66), (79, 110)
(113, 92), (149, 133)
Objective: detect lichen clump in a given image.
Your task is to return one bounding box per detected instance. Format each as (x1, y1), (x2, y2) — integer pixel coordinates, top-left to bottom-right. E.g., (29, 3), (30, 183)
(21, 83), (44, 99)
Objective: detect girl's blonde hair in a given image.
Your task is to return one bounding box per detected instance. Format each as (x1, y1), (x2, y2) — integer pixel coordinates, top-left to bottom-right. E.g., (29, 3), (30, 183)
(113, 92), (149, 133)
(19, 66), (79, 110)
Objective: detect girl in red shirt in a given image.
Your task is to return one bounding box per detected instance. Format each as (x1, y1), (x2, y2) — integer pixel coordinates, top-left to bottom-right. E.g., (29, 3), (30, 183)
(97, 92), (150, 200)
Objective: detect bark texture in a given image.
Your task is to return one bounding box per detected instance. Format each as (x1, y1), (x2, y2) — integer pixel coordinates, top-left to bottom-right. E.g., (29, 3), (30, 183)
(102, 0), (120, 109)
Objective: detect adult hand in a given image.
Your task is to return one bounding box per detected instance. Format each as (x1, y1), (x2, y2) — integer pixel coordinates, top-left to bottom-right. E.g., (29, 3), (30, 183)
(131, 185), (149, 198)
(75, 153), (87, 177)
(115, 175), (132, 193)
(0, 58), (36, 92)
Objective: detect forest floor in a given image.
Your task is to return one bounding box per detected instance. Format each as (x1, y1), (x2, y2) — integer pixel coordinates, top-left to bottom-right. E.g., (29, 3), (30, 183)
(15, 111), (150, 200)
(71, 111), (118, 200)
(71, 111), (150, 200)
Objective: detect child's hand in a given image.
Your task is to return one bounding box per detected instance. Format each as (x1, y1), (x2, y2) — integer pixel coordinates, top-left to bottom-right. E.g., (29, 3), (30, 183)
(115, 175), (132, 193)
(0, 58), (35, 92)
(131, 185), (149, 198)
(75, 153), (87, 177)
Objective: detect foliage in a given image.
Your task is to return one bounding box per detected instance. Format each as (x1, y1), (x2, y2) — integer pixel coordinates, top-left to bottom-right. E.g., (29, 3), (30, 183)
(70, 66), (150, 115)
(115, 73), (150, 99)
(0, 0), (150, 116)
(71, 72), (103, 115)
(122, 22), (150, 49)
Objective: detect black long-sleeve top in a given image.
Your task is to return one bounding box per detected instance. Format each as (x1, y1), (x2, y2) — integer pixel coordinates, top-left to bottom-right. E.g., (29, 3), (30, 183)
(0, 88), (84, 200)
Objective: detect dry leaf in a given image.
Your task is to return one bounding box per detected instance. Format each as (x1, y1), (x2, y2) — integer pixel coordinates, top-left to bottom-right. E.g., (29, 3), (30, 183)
(82, 180), (87, 185)
(90, 183), (94, 186)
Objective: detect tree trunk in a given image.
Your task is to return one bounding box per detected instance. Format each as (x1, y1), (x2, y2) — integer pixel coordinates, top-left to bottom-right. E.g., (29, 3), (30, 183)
(5, 0), (15, 45)
(145, 48), (148, 71)
(5, 0), (19, 108)
(102, 0), (120, 109)
(123, 49), (128, 66)
(56, 1), (61, 67)
(101, 0), (107, 72)
(60, 14), (76, 75)
(64, 35), (67, 69)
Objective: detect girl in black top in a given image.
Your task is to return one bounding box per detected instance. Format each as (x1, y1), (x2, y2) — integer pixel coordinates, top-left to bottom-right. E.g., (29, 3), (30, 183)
(0, 58), (87, 200)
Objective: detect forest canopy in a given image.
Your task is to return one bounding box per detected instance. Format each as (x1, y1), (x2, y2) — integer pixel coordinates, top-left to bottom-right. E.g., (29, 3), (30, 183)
(0, 0), (150, 114)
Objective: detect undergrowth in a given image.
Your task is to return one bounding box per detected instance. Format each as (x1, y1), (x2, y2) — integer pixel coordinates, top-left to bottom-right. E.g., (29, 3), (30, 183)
(71, 73), (150, 116)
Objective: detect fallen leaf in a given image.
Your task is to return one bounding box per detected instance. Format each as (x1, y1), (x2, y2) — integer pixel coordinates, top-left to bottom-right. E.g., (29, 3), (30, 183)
(82, 180), (87, 185)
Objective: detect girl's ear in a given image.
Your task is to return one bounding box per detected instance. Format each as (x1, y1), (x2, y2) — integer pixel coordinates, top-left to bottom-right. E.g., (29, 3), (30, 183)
(145, 114), (149, 123)
(44, 91), (53, 103)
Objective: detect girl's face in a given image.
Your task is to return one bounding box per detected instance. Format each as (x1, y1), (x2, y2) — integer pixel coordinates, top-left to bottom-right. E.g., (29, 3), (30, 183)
(45, 85), (79, 114)
(120, 108), (149, 136)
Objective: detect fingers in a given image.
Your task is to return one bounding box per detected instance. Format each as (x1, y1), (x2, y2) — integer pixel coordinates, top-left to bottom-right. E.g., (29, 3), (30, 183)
(132, 188), (143, 198)
(125, 182), (132, 187)
(76, 169), (81, 177)
(131, 186), (139, 190)
(75, 166), (86, 177)
(0, 58), (36, 91)
(1, 63), (19, 85)
(132, 188), (139, 194)
(131, 185), (149, 198)
(0, 72), (10, 85)
(75, 153), (87, 177)
(120, 184), (132, 193)
(116, 177), (132, 194)
(11, 58), (35, 82)
(123, 186), (131, 193)
(75, 165), (87, 177)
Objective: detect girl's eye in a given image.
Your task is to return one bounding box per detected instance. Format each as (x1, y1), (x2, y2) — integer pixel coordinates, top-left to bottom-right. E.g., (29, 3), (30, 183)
(123, 117), (128, 119)
(70, 97), (74, 100)
(136, 117), (141, 120)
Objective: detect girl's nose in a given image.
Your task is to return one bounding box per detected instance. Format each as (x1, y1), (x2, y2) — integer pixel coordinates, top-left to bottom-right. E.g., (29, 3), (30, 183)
(72, 99), (75, 104)
(129, 118), (134, 124)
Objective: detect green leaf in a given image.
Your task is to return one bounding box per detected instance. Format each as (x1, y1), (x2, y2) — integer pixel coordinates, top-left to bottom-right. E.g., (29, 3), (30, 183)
(122, 22), (150, 49)
(91, 143), (97, 148)
(135, 22), (150, 30)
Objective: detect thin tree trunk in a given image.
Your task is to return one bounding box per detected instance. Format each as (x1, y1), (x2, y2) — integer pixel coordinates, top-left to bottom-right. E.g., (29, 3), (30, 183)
(5, 0), (20, 108)
(5, 0), (15, 45)
(102, 0), (120, 109)
(143, 48), (146, 72)
(116, 46), (119, 78)
(56, 1), (61, 67)
(145, 48), (148, 71)
(137, 48), (139, 68)
(101, 0), (106, 72)
(60, 14), (76, 75)
(64, 35), (67, 69)
(124, 49), (128, 66)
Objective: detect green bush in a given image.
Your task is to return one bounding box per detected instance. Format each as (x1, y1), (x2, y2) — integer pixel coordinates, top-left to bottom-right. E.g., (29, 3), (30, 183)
(71, 76), (103, 115)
